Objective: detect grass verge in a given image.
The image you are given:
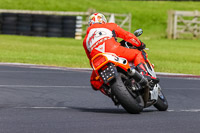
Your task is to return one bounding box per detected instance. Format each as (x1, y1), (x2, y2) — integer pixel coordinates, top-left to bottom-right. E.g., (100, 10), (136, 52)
(0, 35), (199, 75)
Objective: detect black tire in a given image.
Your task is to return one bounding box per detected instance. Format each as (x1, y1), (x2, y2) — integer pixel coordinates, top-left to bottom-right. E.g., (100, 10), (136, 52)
(110, 73), (144, 114)
(47, 32), (62, 37)
(32, 14), (47, 22)
(2, 30), (17, 35)
(0, 14), (2, 22)
(154, 88), (168, 111)
(17, 31), (31, 36)
(48, 15), (62, 24)
(63, 16), (76, 21)
(2, 21), (17, 25)
(17, 24), (31, 32)
(63, 25), (76, 30)
(2, 13), (18, 22)
(18, 13), (32, 22)
(32, 23), (46, 32)
(47, 27), (62, 33)
(31, 32), (46, 37)
(2, 25), (17, 30)
(47, 23), (62, 29)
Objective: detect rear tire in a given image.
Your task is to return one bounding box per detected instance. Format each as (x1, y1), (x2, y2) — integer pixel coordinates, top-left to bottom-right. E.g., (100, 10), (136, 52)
(110, 73), (144, 114)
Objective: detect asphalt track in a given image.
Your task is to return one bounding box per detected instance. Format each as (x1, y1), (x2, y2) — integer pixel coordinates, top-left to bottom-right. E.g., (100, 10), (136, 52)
(0, 64), (200, 133)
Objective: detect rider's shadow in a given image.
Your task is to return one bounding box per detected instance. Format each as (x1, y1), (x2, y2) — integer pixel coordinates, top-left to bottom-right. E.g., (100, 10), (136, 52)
(67, 106), (157, 114)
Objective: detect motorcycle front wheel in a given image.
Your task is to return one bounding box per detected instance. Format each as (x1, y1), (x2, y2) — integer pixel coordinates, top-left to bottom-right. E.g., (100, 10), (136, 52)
(154, 88), (168, 111)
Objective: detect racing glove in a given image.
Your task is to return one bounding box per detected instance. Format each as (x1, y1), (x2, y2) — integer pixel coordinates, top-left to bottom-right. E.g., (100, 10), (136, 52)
(137, 41), (146, 50)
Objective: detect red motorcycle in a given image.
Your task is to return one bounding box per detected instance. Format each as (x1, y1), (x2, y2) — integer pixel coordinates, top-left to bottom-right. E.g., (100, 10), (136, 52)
(91, 29), (168, 114)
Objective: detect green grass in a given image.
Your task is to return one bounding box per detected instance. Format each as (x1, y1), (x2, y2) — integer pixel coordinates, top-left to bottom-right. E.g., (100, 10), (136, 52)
(145, 39), (200, 75)
(0, 35), (89, 68)
(0, 0), (200, 75)
(0, 35), (199, 75)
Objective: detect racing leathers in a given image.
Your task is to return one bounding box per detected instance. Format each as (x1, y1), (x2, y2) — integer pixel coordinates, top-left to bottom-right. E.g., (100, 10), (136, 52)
(83, 23), (146, 94)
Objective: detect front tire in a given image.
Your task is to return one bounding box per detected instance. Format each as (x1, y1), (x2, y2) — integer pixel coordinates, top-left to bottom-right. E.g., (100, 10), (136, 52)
(110, 73), (144, 114)
(154, 89), (168, 111)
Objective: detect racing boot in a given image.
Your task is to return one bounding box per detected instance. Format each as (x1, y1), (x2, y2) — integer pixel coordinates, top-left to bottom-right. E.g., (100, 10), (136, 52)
(136, 63), (160, 87)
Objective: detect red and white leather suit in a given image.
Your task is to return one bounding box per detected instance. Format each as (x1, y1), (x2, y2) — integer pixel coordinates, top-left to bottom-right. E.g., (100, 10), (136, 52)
(83, 23), (145, 92)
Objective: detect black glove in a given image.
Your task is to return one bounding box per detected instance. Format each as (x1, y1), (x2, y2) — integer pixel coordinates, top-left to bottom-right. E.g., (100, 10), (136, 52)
(137, 41), (146, 50)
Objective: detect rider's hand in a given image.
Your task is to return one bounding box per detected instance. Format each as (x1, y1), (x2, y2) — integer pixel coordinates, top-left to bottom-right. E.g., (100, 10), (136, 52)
(137, 41), (146, 50)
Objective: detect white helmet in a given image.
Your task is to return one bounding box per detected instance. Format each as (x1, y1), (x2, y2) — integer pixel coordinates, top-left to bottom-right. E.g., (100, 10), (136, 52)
(88, 13), (107, 26)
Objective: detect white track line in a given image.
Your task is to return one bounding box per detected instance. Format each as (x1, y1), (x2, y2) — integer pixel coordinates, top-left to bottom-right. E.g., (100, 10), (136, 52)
(0, 85), (90, 88)
(168, 109), (200, 112)
(15, 107), (70, 109)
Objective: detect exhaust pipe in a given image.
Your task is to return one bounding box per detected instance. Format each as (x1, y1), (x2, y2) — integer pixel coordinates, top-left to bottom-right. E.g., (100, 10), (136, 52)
(128, 68), (148, 87)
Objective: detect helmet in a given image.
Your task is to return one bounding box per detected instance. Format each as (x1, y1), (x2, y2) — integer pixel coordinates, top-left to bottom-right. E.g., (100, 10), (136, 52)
(88, 13), (107, 26)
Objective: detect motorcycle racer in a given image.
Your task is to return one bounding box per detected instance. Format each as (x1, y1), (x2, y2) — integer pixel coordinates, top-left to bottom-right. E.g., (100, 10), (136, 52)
(83, 13), (158, 94)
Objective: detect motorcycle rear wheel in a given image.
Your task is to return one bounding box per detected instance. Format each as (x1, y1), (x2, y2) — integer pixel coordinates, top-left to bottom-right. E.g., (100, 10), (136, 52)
(110, 73), (144, 114)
